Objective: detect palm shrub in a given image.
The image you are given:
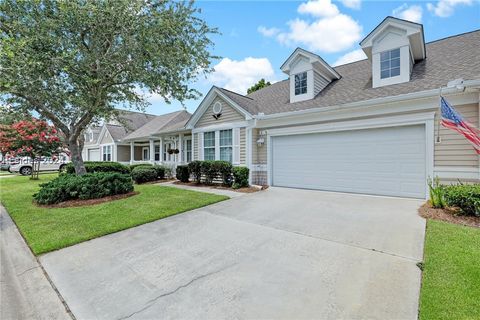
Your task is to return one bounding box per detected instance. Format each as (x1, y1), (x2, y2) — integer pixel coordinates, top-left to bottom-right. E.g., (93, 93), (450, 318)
(188, 161), (202, 183)
(33, 172), (133, 205)
(176, 165), (190, 182)
(427, 176), (446, 208)
(232, 167), (249, 189)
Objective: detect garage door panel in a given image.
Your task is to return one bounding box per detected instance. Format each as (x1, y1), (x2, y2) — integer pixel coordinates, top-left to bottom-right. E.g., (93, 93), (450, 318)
(272, 125), (426, 198)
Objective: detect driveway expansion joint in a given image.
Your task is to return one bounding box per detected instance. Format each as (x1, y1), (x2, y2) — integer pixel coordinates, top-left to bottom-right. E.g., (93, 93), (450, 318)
(207, 211), (421, 263)
(116, 263), (237, 320)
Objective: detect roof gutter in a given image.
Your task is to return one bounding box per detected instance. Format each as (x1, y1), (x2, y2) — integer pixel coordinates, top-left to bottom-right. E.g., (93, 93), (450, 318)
(254, 79), (480, 120)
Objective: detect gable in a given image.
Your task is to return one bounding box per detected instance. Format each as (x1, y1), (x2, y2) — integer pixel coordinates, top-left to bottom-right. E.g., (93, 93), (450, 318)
(372, 27), (409, 54)
(100, 128), (114, 144)
(195, 96), (245, 128)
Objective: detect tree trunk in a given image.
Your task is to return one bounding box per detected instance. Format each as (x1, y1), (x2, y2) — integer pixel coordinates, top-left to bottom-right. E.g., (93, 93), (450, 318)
(69, 139), (87, 175)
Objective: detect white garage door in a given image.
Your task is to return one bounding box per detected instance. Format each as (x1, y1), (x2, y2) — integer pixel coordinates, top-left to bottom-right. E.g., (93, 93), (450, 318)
(88, 148), (100, 161)
(272, 125), (426, 198)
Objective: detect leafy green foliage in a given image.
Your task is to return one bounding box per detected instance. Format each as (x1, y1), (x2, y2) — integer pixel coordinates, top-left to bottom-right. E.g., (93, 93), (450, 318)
(65, 161), (130, 175)
(200, 161), (217, 185)
(212, 161), (233, 186)
(176, 165), (190, 183)
(247, 78), (271, 94)
(427, 176), (446, 208)
(128, 164), (153, 171)
(152, 165), (166, 180)
(33, 172), (133, 205)
(131, 166), (158, 184)
(188, 161), (203, 183)
(232, 167), (249, 189)
(443, 184), (480, 217)
(0, 0), (218, 175)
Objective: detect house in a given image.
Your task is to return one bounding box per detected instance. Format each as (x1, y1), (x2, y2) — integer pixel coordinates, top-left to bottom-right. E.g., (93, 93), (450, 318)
(83, 17), (480, 199)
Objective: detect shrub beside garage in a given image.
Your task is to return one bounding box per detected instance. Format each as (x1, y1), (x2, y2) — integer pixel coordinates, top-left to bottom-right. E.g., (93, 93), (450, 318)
(183, 160), (250, 188)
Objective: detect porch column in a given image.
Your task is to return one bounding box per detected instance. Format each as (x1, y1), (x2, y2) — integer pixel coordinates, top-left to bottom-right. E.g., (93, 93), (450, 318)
(178, 133), (183, 163)
(149, 138), (154, 163)
(159, 137), (164, 163)
(130, 141), (134, 164)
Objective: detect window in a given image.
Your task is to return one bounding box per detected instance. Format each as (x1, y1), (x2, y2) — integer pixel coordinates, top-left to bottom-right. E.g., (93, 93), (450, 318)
(219, 129), (232, 163)
(154, 146), (160, 161)
(380, 48), (400, 79)
(163, 142), (173, 161)
(183, 139), (192, 163)
(142, 147), (149, 161)
(294, 72), (307, 95)
(203, 131), (215, 161)
(102, 145), (112, 161)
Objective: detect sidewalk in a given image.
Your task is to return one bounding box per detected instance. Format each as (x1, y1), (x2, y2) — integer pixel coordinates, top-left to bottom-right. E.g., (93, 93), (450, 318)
(0, 205), (71, 320)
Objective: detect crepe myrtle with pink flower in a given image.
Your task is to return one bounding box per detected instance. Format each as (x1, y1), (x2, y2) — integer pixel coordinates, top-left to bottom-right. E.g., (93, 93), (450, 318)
(0, 118), (64, 179)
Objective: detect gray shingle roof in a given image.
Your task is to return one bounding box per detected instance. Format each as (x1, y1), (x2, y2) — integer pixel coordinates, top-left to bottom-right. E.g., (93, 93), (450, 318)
(105, 110), (157, 141)
(240, 30), (480, 115)
(123, 110), (191, 140)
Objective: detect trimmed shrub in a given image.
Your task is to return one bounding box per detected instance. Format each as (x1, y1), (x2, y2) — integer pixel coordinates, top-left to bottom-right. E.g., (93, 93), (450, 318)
(201, 161), (217, 184)
(214, 161), (233, 186)
(131, 166), (158, 184)
(176, 165), (190, 182)
(188, 161), (202, 183)
(128, 163), (152, 171)
(443, 184), (480, 216)
(152, 165), (166, 180)
(33, 172), (133, 205)
(65, 161), (130, 174)
(232, 167), (249, 189)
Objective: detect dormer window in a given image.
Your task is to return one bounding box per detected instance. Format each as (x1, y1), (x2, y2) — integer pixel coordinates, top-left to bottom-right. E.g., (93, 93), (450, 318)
(294, 72), (308, 95)
(380, 48), (400, 79)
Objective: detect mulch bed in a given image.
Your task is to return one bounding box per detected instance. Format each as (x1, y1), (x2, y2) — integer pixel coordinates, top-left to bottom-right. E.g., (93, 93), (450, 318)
(35, 191), (139, 208)
(419, 201), (480, 228)
(173, 181), (267, 193)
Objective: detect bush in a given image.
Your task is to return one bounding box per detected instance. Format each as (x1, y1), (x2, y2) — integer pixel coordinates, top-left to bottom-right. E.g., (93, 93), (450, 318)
(188, 161), (202, 183)
(443, 184), (480, 216)
(33, 172), (133, 205)
(152, 165), (166, 180)
(176, 165), (190, 182)
(214, 161), (233, 186)
(131, 166), (158, 184)
(128, 163), (152, 171)
(428, 176), (446, 208)
(232, 167), (249, 189)
(201, 161), (217, 184)
(65, 161), (130, 174)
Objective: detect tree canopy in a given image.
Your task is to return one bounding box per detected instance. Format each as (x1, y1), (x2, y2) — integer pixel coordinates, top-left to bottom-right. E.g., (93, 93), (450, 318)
(0, 0), (218, 174)
(247, 78), (271, 94)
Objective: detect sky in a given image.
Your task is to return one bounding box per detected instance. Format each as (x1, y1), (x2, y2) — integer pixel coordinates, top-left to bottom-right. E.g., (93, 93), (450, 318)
(141, 0), (480, 115)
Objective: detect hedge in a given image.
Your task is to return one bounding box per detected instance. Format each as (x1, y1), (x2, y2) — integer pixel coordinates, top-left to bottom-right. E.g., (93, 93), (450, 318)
(131, 166), (160, 184)
(176, 165), (190, 182)
(33, 172), (133, 205)
(443, 184), (480, 216)
(128, 163), (153, 171)
(188, 161), (202, 183)
(65, 161), (130, 174)
(233, 167), (249, 189)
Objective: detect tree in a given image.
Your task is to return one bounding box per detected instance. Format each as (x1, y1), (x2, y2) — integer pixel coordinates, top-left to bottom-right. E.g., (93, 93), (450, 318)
(0, 0), (217, 175)
(247, 78), (271, 94)
(0, 119), (63, 179)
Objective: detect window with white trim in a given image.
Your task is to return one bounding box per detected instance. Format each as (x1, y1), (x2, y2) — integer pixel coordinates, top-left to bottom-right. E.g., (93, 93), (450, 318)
(102, 145), (112, 161)
(203, 131), (215, 161)
(219, 129), (232, 163)
(154, 146), (160, 161)
(142, 147), (149, 161)
(183, 139), (192, 163)
(380, 48), (400, 79)
(294, 72), (307, 95)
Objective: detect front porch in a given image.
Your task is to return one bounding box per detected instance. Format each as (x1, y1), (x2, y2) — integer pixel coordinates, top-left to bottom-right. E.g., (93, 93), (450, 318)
(119, 132), (192, 169)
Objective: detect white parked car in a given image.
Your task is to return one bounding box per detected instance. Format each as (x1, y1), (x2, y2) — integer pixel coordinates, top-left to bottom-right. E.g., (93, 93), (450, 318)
(9, 156), (70, 176)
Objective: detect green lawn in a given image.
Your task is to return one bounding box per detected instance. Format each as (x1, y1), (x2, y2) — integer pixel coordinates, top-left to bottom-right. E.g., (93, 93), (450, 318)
(0, 174), (228, 255)
(419, 220), (480, 320)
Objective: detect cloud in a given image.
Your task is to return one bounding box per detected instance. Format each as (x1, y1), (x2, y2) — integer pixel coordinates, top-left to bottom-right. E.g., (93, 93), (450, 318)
(427, 0), (472, 17)
(298, 0), (339, 17)
(393, 3), (423, 23)
(208, 57), (275, 94)
(257, 26), (280, 37)
(333, 49), (367, 66)
(259, 0), (362, 54)
(276, 14), (362, 53)
(339, 0), (361, 10)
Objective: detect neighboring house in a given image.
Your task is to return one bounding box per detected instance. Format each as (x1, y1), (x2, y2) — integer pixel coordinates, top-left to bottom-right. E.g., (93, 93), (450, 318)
(82, 17), (480, 199)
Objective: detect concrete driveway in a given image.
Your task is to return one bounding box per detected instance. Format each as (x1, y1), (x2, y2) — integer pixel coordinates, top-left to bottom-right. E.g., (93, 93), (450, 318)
(40, 187), (425, 320)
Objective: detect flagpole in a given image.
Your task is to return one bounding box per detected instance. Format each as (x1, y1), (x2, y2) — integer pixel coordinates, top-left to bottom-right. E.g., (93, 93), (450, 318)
(436, 87), (442, 143)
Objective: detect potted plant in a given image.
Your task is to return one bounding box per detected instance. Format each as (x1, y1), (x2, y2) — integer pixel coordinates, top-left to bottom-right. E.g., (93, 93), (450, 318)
(167, 149), (174, 155)
(173, 149), (179, 154)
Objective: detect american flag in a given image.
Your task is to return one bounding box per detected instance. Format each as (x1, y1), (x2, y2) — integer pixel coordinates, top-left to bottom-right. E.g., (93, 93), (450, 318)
(441, 96), (480, 154)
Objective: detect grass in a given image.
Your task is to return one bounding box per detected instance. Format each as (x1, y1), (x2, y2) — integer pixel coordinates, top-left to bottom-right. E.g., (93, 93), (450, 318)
(0, 174), (228, 255)
(419, 220), (480, 320)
